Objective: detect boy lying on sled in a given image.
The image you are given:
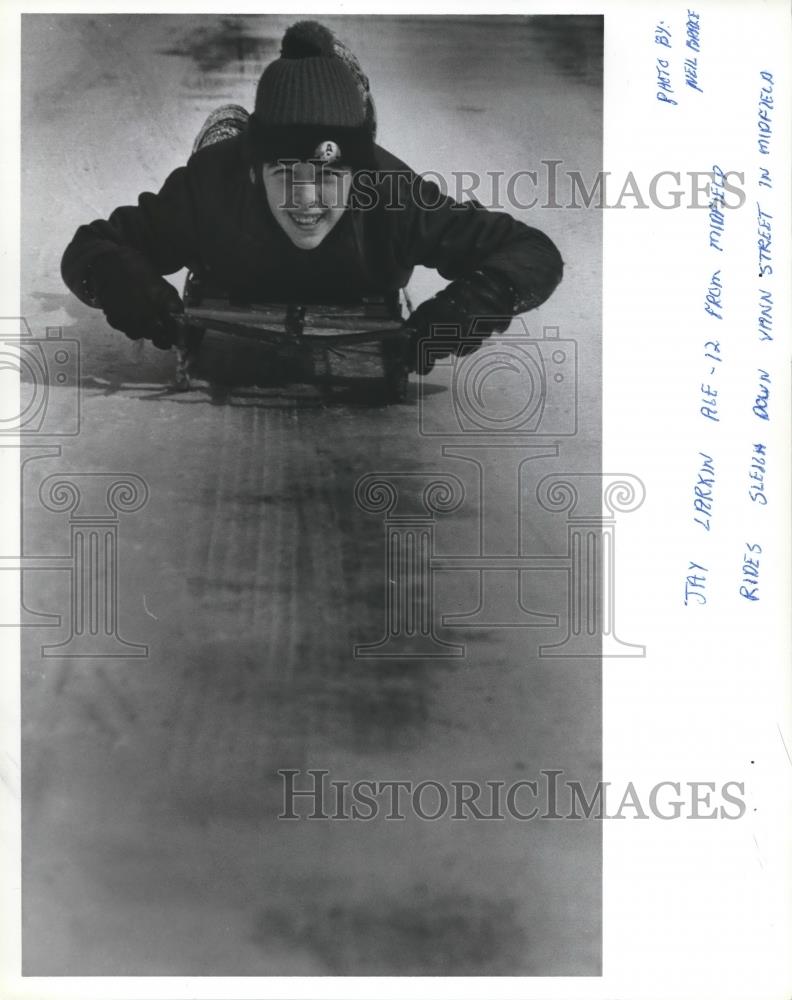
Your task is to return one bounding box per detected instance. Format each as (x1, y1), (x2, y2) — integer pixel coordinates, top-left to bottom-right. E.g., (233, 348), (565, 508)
(60, 20), (564, 377)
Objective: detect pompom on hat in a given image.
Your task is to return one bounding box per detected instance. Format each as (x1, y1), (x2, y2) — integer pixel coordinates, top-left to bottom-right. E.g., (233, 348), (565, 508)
(249, 21), (376, 169)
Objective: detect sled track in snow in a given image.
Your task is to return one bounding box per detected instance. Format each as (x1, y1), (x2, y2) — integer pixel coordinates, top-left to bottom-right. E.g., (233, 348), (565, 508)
(165, 403), (361, 798)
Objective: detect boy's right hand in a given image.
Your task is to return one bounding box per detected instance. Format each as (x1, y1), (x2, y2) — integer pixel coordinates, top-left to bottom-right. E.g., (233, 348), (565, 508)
(88, 249), (184, 350)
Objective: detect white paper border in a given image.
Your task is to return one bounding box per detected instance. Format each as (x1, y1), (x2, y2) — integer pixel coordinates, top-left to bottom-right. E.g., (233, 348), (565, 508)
(2, 2), (790, 999)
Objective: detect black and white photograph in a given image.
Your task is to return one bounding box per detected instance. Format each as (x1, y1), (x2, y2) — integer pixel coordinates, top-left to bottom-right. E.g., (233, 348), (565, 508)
(18, 10), (602, 977)
(2, 3), (791, 998)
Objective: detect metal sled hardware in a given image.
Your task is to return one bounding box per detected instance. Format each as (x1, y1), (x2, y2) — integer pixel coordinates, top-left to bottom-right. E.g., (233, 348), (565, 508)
(173, 297), (411, 403)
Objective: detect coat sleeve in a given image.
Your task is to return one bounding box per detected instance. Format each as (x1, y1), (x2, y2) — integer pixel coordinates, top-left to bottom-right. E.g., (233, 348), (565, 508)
(382, 160), (564, 315)
(61, 164), (200, 306)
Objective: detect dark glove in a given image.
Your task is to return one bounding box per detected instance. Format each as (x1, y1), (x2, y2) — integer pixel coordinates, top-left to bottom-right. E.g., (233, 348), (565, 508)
(403, 269), (515, 375)
(88, 249), (184, 350)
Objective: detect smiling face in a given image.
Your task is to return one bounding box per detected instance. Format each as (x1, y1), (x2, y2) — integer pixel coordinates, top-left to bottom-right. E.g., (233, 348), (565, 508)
(262, 160), (352, 250)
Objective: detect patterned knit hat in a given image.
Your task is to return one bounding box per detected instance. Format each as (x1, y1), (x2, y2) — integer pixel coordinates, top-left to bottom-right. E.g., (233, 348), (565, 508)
(249, 21), (376, 169)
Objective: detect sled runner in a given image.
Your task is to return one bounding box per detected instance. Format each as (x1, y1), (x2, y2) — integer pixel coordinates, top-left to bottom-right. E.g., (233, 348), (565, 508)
(173, 277), (411, 403)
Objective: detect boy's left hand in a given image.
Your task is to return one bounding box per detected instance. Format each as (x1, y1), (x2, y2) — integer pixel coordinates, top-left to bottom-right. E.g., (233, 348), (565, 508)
(403, 270), (514, 375)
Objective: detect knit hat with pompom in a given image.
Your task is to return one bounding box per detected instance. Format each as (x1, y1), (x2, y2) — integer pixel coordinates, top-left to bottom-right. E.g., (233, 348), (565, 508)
(249, 21), (375, 169)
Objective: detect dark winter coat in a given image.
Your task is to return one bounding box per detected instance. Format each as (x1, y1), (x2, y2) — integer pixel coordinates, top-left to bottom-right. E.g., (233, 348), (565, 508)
(61, 129), (563, 315)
